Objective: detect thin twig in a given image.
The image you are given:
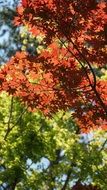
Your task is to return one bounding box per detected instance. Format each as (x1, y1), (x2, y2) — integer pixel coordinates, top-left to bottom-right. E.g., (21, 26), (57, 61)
(4, 96), (14, 140)
(59, 38), (107, 115)
(4, 106), (27, 140)
(99, 138), (107, 152)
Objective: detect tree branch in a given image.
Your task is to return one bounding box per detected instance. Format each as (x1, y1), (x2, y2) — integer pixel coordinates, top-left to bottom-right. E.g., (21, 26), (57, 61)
(99, 138), (107, 152)
(4, 96), (14, 140)
(47, 149), (64, 190)
(61, 168), (72, 190)
(59, 38), (107, 115)
(4, 105), (27, 140)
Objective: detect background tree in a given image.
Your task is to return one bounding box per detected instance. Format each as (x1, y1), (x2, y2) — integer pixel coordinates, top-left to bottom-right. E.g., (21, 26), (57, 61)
(0, 92), (107, 190)
(0, 0), (21, 64)
(0, 0), (39, 64)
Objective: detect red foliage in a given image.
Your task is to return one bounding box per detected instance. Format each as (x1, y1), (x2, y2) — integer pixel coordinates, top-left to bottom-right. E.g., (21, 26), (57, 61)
(0, 0), (107, 131)
(72, 182), (100, 190)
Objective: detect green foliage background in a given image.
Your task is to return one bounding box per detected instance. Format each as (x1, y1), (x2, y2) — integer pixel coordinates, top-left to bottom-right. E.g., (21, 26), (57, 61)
(0, 92), (107, 189)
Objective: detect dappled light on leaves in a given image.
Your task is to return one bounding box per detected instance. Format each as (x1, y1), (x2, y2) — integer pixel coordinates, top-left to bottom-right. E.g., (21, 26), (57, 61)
(0, 1), (107, 190)
(0, 93), (107, 189)
(0, 1), (107, 130)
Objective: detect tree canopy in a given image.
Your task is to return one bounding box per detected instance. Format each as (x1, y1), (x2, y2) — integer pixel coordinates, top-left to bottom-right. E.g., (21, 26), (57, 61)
(0, 0), (107, 189)
(0, 0), (107, 130)
(0, 92), (107, 190)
